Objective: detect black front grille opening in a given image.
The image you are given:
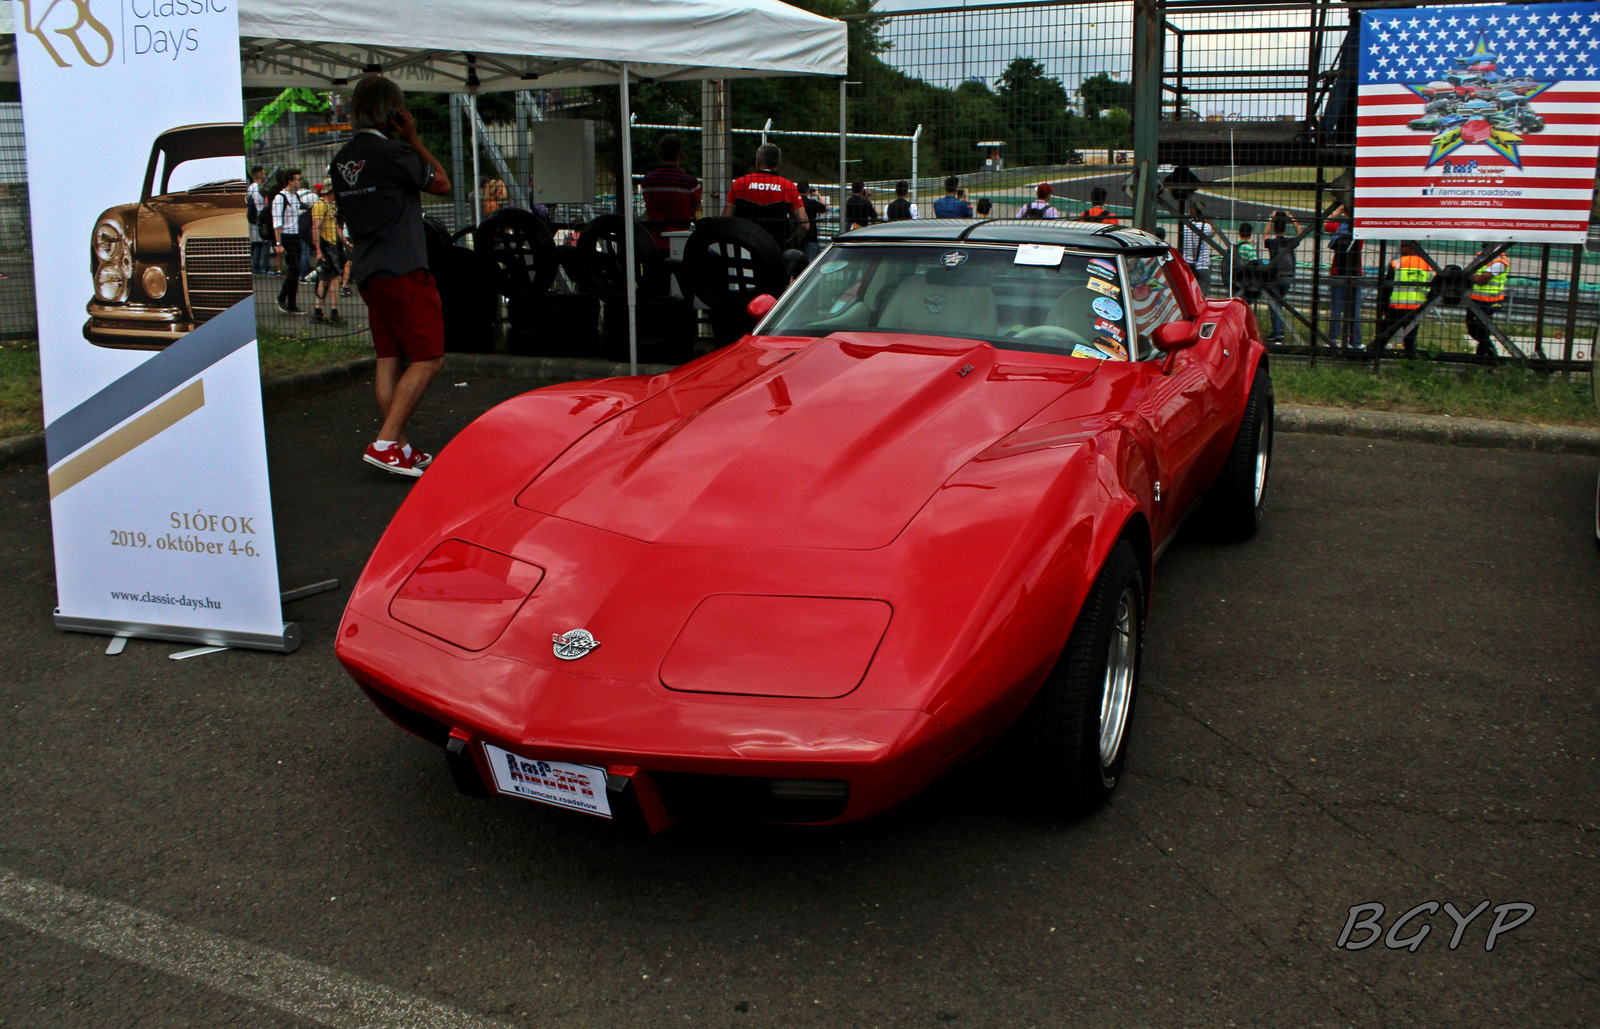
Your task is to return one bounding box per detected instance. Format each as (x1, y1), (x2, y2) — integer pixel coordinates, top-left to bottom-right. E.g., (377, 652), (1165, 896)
(358, 683), (451, 748)
(654, 772), (849, 824)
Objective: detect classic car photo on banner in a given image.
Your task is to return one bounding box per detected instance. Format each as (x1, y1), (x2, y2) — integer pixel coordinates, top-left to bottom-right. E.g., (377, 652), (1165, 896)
(15, 0), (293, 651)
(1355, 0), (1600, 242)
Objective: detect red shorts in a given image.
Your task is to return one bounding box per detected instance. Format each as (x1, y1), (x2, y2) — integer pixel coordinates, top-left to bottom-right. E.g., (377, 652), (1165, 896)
(359, 268), (445, 362)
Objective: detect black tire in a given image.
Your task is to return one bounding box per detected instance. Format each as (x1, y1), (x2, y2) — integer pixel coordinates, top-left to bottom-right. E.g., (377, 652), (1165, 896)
(680, 217), (788, 312)
(574, 215), (663, 304)
(1202, 367), (1274, 541)
(1014, 540), (1144, 815)
(473, 207), (557, 299)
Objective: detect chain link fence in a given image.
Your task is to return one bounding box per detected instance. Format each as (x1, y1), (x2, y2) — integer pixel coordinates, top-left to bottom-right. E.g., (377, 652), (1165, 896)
(0, 4), (1595, 378)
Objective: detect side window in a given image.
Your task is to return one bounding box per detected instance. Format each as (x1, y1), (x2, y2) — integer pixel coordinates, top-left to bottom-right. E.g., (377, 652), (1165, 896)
(1125, 254), (1185, 361)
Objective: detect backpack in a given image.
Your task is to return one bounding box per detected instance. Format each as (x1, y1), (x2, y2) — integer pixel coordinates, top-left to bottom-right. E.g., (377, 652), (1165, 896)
(1019, 202), (1048, 220)
(297, 194), (315, 240)
(259, 186), (280, 243)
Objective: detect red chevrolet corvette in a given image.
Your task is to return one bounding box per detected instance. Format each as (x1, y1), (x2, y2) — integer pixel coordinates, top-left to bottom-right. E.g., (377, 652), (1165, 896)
(336, 221), (1272, 831)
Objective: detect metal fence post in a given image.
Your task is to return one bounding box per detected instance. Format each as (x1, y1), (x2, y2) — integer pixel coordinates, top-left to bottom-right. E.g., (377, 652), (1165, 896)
(1131, 0), (1162, 232)
(839, 78), (848, 235)
(1310, 164), (1323, 365)
(515, 91), (531, 207)
(700, 80), (730, 217)
(449, 94), (467, 232)
(1563, 244), (1583, 374)
(1534, 242), (1552, 358)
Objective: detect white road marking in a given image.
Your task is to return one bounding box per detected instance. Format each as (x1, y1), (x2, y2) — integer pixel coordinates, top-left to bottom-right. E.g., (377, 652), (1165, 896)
(0, 867), (512, 1029)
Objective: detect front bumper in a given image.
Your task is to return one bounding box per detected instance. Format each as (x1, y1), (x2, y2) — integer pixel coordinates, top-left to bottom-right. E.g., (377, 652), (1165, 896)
(338, 614), (947, 828)
(84, 301), (190, 349)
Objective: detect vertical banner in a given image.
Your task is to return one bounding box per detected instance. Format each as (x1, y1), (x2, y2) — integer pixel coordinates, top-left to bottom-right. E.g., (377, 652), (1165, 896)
(16, 0), (296, 651)
(1355, 1), (1600, 242)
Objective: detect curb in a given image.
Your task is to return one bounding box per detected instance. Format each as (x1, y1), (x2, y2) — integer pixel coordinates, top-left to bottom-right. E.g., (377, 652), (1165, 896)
(1276, 404), (1600, 456)
(441, 352), (675, 381)
(0, 429), (43, 471)
(260, 357), (376, 403)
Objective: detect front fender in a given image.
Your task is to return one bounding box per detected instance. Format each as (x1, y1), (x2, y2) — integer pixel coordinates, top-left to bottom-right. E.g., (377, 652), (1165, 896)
(893, 425), (1150, 753)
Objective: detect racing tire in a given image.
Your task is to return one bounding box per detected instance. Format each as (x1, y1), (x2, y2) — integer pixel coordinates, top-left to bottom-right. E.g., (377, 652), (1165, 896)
(680, 217), (788, 313)
(1202, 367), (1274, 541)
(1014, 540), (1144, 816)
(473, 207), (558, 299)
(574, 215), (664, 304)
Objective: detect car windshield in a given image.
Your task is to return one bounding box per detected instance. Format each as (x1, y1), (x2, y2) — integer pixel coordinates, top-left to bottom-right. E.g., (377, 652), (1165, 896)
(763, 244), (1140, 361)
(142, 125), (245, 200)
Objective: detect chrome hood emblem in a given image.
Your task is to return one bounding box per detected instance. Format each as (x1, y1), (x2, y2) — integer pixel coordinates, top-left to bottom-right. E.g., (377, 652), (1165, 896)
(552, 628), (601, 661)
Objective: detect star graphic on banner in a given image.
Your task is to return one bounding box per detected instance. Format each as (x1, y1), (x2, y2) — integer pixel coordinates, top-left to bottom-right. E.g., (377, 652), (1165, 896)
(1377, 14), (1569, 172)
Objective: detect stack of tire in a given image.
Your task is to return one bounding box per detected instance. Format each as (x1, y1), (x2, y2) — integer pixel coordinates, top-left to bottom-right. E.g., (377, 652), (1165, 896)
(679, 218), (791, 349)
(471, 209), (601, 359)
(422, 218), (499, 354)
(566, 215), (696, 366)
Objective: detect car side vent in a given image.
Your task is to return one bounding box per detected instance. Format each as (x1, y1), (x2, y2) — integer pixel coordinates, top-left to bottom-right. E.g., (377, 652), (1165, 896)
(653, 772), (850, 823)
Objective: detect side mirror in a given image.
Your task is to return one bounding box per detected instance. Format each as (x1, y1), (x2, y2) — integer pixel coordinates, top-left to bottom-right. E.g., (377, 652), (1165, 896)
(1152, 320), (1200, 375)
(1152, 320), (1200, 353)
(746, 294), (778, 321)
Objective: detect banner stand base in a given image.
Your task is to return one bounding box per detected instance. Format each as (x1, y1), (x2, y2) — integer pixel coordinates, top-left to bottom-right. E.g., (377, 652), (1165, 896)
(54, 612), (301, 654)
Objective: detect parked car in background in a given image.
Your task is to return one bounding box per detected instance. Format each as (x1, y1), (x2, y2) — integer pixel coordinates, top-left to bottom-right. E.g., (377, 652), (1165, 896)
(83, 123), (251, 349)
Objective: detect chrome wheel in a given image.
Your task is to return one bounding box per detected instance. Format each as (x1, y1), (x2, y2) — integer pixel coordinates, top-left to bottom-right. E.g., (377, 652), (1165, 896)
(1098, 586), (1139, 769)
(1254, 410), (1272, 508)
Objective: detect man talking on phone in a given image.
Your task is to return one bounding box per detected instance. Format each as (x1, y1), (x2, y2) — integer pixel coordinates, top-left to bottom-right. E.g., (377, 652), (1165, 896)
(330, 74), (453, 477)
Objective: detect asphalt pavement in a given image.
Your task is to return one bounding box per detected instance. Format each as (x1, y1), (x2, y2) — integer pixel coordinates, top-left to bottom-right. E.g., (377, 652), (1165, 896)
(1, 373), (1597, 1028)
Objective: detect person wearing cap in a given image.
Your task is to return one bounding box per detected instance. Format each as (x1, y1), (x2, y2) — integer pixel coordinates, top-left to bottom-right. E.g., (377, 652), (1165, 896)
(1079, 186), (1119, 224)
(309, 182), (347, 325)
(1018, 182), (1060, 219)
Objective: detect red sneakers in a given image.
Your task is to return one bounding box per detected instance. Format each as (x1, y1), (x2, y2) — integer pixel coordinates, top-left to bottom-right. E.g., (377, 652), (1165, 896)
(363, 442), (428, 478)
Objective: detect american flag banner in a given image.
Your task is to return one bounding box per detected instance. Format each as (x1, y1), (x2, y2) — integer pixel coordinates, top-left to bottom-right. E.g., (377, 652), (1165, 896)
(1356, 2), (1600, 242)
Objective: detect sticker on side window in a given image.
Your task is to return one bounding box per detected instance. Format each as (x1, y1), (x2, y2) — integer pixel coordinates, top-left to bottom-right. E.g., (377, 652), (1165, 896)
(939, 250), (969, 267)
(1094, 317), (1126, 340)
(1094, 336), (1129, 361)
(1086, 260), (1117, 281)
(1086, 277), (1121, 298)
(1092, 296), (1124, 321)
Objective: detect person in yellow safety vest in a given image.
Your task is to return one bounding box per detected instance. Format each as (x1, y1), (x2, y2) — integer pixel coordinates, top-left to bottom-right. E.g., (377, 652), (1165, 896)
(1466, 245), (1510, 358)
(1375, 241), (1432, 354)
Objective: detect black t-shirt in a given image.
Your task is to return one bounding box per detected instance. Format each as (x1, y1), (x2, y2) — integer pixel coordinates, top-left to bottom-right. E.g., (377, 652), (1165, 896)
(844, 194), (878, 229)
(801, 196), (827, 244)
(329, 130), (433, 285)
(1265, 235), (1297, 282)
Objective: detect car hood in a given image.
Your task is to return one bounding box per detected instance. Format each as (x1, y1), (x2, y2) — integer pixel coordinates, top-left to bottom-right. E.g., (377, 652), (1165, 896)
(515, 333), (1091, 550)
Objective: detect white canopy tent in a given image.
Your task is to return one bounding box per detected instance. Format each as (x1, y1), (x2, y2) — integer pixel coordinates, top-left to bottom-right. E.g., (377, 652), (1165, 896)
(0, 0), (847, 371)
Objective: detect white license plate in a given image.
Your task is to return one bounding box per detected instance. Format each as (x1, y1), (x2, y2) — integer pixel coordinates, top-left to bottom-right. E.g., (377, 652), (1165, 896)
(482, 743), (612, 819)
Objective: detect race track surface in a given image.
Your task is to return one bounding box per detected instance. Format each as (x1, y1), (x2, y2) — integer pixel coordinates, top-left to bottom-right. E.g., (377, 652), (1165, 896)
(0, 375), (1596, 1028)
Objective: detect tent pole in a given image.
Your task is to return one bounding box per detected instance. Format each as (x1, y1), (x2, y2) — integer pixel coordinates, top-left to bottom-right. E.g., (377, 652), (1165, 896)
(619, 63), (638, 376)
(469, 100), (481, 223)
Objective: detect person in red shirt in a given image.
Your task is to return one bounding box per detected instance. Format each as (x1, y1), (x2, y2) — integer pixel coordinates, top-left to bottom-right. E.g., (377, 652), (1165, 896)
(640, 133), (702, 253)
(722, 143), (808, 251)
